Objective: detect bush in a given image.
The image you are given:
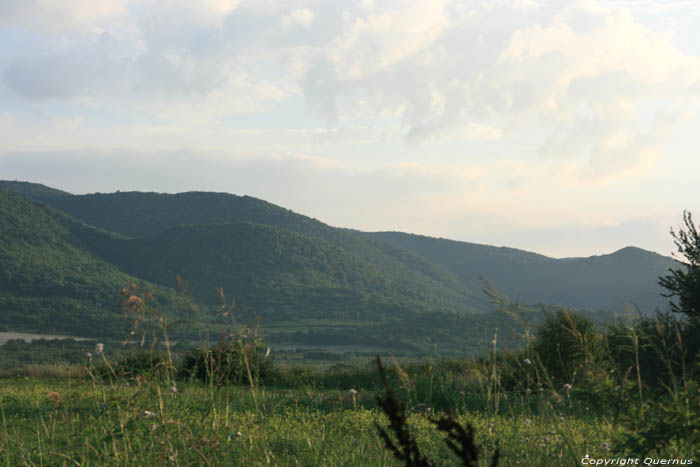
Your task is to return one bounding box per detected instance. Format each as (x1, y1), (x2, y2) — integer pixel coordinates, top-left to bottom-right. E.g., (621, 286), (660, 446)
(606, 311), (700, 391)
(532, 309), (603, 385)
(659, 210), (700, 321)
(179, 339), (274, 385)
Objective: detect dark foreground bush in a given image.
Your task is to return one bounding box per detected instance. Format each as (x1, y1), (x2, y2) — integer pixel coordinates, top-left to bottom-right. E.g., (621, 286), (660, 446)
(532, 309), (603, 385)
(605, 311), (700, 392)
(180, 340), (274, 385)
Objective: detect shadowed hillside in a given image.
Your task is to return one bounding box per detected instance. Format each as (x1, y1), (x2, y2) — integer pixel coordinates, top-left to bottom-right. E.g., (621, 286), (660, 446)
(369, 232), (678, 313)
(10, 185), (484, 313)
(0, 181), (680, 353)
(0, 189), (143, 337)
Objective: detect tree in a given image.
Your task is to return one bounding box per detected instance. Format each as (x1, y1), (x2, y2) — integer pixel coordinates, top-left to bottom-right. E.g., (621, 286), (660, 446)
(659, 211), (700, 320)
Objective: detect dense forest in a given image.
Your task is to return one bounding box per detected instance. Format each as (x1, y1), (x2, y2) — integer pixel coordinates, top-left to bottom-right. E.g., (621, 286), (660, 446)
(0, 181), (679, 354)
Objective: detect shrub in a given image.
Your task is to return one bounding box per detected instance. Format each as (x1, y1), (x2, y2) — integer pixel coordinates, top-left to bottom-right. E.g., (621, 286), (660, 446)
(606, 311), (699, 392)
(531, 309), (603, 385)
(179, 339), (274, 385)
(659, 210), (700, 322)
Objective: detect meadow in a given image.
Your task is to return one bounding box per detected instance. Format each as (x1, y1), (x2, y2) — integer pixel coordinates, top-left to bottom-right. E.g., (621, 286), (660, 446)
(0, 305), (698, 466)
(0, 361), (609, 466)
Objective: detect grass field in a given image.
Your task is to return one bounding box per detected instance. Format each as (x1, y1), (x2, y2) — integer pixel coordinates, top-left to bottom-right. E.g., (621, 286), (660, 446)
(1, 304), (698, 466)
(0, 373), (616, 466)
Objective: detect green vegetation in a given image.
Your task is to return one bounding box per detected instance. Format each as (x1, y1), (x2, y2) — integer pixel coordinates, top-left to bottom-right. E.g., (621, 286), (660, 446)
(0, 303), (698, 465)
(659, 210), (700, 320)
(0, 189), (146, 337)
(1, 184), (697, 464)
(0, 180), (679, 355)
(370, 232), (677, 314)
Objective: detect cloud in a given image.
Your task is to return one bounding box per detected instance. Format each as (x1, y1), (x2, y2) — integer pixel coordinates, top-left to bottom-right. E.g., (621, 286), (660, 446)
(0, 0), (134, 34)
(283, 8), (315, 29)
(1, 0), (700, 257)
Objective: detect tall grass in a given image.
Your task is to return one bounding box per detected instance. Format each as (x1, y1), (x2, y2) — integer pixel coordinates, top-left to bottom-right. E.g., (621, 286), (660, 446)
(1, 281), (698, 464)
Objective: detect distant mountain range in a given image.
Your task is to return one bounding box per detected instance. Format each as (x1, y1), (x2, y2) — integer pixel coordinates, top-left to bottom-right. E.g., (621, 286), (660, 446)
(0, 180), (680, 354)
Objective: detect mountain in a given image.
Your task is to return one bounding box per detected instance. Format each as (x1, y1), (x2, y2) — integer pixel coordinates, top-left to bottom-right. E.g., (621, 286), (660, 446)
(88, 221), (456, 320)
(0, 188), (144, 337)
(0, 180), (71, 199)
(0, 180), (680, 354)
(368, 232), (678, 313)
(10, 187), (483, 312)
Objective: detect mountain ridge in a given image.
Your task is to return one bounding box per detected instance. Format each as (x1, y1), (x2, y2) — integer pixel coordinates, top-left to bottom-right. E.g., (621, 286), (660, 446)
(0, 180), (680, 353)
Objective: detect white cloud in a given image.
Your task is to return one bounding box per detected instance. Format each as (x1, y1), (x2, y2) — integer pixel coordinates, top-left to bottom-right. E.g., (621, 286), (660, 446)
(283, 8), (315, 29)
(1, 0), (700, 256)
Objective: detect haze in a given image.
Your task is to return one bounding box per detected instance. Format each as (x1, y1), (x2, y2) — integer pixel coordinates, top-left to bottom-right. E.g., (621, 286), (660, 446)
(1, 0), (699, 258)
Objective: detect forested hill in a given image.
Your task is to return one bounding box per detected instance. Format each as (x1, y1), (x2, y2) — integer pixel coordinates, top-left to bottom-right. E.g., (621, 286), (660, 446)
(6, 184), (484, 313)
(1, 180), (679, 321)
(0, 180), (71, 199)
(0, 189), (143, 337)
(368, 232), (677, 313)
(87, 221), (474, 318)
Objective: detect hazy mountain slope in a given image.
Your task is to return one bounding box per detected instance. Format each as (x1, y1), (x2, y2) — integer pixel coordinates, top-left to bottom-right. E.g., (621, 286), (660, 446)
(84, 222), (470, 319)
(369, 232), (677, 313)
(1, 180), (678, 314)
(3, 184), (482, 312)
(0, 180), (71, 199)
(0, 189), (143, 337)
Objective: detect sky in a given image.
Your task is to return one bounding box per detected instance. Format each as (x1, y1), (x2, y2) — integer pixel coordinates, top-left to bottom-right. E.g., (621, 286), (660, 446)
(1, 0), (699, 258)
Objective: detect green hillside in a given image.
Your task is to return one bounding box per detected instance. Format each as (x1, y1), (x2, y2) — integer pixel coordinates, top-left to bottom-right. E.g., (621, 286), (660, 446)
(369, 232), (678, 313)
(87, 221), (464, 319)
(0, 180), (678, 353)
(0, 189), (144, 337)
(12, 186), (483, 313)
(0, 180), (71, 199)
(2, 180), (678, 314)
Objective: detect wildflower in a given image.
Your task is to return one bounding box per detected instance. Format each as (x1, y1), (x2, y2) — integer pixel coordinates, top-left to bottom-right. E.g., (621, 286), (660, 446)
(524, 358), (532, 365)
(86, 352), (93, 362)
(562, 383), (572, 392)
(95, 343), (104, 354)
(348, 388), (358, 410)
(144, 410), (157, 419)
(126, 295), (142, 305)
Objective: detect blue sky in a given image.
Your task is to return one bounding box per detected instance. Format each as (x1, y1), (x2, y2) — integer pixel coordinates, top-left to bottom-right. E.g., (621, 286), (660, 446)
(1, 0), (699, 258)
